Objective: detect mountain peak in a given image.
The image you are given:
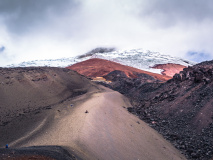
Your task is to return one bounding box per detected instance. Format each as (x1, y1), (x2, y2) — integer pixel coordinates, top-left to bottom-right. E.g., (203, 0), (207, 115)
(7, 48), (196, 77)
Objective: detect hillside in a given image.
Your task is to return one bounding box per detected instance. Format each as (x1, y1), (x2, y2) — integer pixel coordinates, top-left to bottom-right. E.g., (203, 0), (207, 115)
(0, 67), (185, 159)
(126, 61), (213, 160)
(67, 58), (171, 82)
(0, 67), (96, 126)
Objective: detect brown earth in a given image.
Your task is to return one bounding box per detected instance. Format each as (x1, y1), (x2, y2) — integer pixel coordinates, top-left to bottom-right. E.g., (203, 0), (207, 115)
(152, 63), (186, 77)
(67, 58), (171, 81)
(0, 67), (185, 160)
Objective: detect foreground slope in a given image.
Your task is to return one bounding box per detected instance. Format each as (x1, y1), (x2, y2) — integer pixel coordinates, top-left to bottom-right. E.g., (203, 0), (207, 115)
(0, 67), (185, 160)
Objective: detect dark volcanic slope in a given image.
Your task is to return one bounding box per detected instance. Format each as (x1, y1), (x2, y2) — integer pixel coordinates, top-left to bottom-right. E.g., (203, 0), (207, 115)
(128, 61), (213, 160)
(67, 58), (171, 81)
(0, 67), (96, 126)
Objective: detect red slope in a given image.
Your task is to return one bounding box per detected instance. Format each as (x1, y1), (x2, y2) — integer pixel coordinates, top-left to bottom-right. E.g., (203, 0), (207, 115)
(152, 63), (186, 77)
(67, 58), (171, 81)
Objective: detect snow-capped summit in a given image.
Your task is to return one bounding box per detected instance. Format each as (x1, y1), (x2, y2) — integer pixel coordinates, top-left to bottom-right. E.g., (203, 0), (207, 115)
(7, 48), (196, 74)
(87, 48), (195, 74)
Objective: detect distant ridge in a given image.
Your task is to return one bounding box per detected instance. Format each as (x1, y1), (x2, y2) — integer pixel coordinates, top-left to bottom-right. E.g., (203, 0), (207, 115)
(67, 58), (171, 81)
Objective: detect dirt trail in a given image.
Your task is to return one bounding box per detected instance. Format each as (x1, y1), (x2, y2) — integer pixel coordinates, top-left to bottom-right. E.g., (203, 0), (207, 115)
(4, 88), (185, 160)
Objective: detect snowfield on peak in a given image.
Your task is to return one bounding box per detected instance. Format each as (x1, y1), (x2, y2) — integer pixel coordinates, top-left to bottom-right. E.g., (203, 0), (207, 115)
(89, 49), (196, 74)
(7, 49), (196, 74)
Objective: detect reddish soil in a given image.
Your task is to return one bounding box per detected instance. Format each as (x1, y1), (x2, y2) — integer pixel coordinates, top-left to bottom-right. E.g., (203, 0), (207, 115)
(67, 58), (171, 81)
(152, 63), (186, 77)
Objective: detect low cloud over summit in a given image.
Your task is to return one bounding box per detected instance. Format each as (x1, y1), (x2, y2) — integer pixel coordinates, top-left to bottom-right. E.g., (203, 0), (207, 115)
(0, 0), (213, 66)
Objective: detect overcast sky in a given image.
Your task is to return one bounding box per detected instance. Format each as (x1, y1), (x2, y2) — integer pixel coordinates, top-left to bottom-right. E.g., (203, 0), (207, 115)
(0, 0), (213, 66)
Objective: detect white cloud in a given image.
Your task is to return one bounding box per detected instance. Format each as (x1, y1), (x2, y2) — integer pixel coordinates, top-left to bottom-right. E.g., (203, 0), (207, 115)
(0, 0), (213, 66)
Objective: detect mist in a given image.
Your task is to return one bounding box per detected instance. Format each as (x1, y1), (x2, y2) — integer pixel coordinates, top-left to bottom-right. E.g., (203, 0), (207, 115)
(0, 0), (213, 66)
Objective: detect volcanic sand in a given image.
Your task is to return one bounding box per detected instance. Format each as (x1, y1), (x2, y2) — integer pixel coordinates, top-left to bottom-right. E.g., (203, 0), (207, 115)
(0, 86), (186, 160)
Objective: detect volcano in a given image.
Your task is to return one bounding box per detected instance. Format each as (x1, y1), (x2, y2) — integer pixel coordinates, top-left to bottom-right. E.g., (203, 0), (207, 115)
(7, 48), (195, 78)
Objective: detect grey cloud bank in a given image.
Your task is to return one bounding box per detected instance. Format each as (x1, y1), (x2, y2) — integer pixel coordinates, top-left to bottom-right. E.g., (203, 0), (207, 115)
(0, 0), (213, 66)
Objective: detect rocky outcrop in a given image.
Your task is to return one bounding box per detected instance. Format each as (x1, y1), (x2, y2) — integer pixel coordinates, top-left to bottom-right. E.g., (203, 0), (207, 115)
(77, 47), (116, 59)
(99, 70), (161, 98)
(172, 64), (213, 84)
